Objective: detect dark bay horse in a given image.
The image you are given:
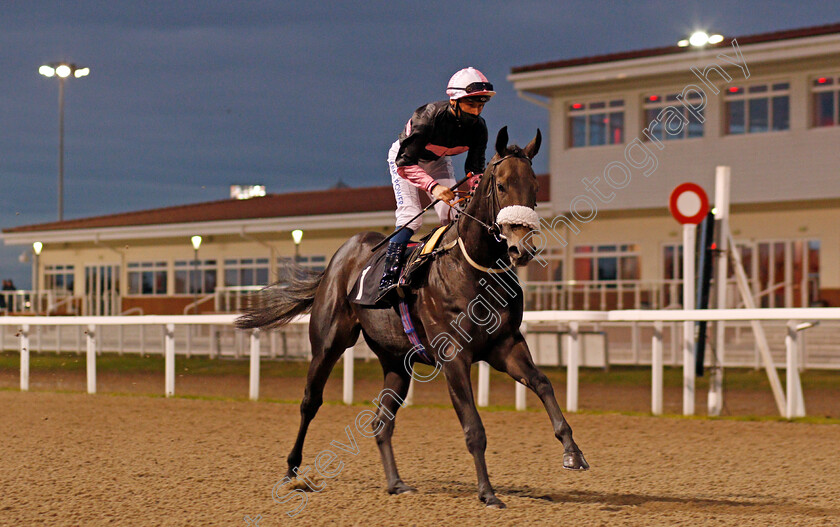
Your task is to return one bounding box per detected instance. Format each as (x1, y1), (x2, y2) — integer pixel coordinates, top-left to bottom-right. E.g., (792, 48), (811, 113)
(237, 127), (588, 508)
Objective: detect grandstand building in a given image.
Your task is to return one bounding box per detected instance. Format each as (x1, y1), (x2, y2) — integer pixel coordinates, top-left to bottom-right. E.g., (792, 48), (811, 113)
(508, 22), (840, 310)
(3, 22), (840, 315)
(0, 180), (549, 315)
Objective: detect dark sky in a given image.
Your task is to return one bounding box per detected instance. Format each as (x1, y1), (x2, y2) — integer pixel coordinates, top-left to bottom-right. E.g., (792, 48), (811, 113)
(1, 1), (838, 287)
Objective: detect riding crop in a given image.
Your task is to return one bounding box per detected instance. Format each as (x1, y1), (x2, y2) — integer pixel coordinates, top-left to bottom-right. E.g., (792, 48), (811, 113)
(371, 173), (474, 252)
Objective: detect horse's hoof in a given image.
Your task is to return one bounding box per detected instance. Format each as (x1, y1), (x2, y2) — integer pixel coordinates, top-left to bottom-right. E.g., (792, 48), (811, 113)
(484, 497), (506, 509)
(563, 451), (590, 471)
(388, 481), (417, 495)
(481, 495), (506, 509)
(287, 478), (311, 490)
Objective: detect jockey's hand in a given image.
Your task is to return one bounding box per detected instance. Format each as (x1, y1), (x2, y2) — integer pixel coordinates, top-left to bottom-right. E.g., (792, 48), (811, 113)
(432, 184), (455, 204)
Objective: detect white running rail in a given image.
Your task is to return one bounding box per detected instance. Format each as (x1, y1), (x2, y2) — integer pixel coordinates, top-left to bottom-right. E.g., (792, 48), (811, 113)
(6, 308), (840, 418)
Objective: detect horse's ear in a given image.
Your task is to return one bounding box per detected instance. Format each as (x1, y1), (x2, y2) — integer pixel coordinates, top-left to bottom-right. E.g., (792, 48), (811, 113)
(524, 129), (541, 159)
(495, 126), (509, 157)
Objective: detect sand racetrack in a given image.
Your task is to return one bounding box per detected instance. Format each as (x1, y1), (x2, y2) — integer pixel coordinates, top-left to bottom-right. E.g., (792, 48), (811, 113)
(2, 390), (839, 526)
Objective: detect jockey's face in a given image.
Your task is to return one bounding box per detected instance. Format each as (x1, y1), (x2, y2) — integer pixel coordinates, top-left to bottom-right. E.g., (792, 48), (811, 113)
(451, 98), (485, 117)
(458, 99), (485, 116)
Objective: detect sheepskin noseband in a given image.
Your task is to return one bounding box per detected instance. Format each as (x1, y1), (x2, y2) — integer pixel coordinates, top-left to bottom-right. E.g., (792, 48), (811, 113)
(496, 205), (540, 230)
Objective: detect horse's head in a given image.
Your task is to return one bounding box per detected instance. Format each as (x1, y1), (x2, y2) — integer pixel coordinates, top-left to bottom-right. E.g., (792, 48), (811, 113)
(480, 126), (541, 266)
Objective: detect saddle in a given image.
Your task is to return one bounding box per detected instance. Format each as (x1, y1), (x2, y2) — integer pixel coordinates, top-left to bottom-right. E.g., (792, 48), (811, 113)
(349, 223), (455, 308)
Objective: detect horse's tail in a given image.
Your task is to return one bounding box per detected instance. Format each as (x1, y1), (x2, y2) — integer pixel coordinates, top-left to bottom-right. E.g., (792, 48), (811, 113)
(235, 266), (324, 330)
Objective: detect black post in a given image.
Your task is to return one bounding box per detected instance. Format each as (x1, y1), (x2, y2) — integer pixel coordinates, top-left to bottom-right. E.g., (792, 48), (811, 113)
(694, 211), (716, 376)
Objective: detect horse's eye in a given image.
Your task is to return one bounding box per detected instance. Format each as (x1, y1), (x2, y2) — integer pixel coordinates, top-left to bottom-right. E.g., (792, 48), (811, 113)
(497, 183), (505, 192)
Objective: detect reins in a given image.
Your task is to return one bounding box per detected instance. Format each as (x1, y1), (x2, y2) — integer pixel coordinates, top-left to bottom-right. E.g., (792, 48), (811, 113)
(439, 152), (533, 274)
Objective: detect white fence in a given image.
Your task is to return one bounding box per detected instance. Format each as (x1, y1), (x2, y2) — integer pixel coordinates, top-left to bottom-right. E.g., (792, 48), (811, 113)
(5, 308), (840, 419)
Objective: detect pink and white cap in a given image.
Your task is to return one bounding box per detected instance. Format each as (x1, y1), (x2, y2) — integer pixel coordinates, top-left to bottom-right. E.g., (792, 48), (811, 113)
(446, 67), (496, 100)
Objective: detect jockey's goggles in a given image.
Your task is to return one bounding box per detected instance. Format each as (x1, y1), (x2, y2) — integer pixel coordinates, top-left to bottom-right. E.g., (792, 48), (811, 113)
(464, 81), (494, 94)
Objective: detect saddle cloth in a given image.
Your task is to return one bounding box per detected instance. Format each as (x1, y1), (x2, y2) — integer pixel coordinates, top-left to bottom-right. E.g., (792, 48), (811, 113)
(349, 224), (453, 308)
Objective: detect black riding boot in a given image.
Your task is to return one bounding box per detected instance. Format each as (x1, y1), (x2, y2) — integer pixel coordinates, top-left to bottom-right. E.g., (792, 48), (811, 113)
(377, 241), (407, 300)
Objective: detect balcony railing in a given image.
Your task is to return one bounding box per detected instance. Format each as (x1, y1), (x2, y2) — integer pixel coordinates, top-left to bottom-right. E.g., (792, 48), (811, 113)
(524, 280), (683, 311)
(524, 276), (822, 311)
(0, 289), (77, 315)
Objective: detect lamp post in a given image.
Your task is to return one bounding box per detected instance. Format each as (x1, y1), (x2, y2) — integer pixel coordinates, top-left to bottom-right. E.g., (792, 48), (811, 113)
(191, 236), (202, 311)
(32, 242), (43, 313)
(291, 230), (303, 265)
(39, 62), (90, 222)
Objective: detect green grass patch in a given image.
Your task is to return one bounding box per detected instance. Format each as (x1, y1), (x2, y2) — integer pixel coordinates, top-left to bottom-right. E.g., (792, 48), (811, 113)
(2, 351), (838, 393)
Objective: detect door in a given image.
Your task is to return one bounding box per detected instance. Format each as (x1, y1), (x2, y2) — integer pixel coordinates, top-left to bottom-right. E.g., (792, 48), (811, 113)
(85, 264), (120, 315)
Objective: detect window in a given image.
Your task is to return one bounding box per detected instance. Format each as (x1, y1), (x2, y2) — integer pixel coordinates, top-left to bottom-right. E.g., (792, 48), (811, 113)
(174, 260), (217, 294)
(573, 244), (639, 283)
(277, 255), (327, 281)
(297, 255), (327, 272)
(44, 265), (74, 292)
(643, 93), (703, 141)
(812, 75), (840, 127)
(224, 258), (270, 287)
(725, 82), (789, 134)
(127, 262), (167, 295)
(568, 100), (624, 147)
(526, 248), (564, 282)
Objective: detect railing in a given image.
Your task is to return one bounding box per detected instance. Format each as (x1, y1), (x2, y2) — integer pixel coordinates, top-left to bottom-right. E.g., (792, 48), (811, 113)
(513, 308), (840, 419)
(183, 293), (216, 314)
(524, 280), (683, 311)
(47, 294), (81, 315)
(525, 276), (822, 311)
(0, 289), (75, 314)
(5, 308), (840, 420)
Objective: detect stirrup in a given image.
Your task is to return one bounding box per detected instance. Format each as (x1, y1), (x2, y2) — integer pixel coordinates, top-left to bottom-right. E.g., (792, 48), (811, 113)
(375, 281), (401, 303)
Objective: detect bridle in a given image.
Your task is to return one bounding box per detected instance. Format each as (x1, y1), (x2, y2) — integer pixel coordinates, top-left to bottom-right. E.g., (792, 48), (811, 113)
(456, 152), (534, 242)
(447, 152), (536, 274)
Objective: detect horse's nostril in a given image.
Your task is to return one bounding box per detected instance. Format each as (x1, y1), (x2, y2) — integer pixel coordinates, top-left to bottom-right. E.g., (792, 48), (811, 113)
(508, 246), (521, 258)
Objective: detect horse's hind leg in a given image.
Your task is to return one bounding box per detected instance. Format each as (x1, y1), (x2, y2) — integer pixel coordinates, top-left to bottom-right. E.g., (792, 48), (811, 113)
(487, 333), (589, 471)
(365, 350), (414, 495)
(285, 311), (360, 479)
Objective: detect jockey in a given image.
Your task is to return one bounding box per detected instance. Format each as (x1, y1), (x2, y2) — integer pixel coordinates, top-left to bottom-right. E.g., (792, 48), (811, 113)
(378, 67), (495, 300)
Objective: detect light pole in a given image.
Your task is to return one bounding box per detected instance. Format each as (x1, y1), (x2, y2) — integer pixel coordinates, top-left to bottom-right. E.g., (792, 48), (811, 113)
(39, 62), (90, 222)
(291, 230), (303, 264)
(191, 236), (202, 311)
(32, 242), (43, 313)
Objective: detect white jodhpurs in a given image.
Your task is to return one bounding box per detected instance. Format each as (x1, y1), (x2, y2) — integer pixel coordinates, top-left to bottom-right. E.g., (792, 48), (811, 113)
(388, 140), (456, 232)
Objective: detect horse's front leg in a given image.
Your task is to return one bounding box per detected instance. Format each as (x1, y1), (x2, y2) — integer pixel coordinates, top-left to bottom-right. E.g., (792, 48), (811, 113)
(442, 357), (505, 508)
(488, 334), (589, 470)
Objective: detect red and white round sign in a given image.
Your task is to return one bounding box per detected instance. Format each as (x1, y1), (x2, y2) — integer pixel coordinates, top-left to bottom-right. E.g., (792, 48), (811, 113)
(669, 182), (709, 224)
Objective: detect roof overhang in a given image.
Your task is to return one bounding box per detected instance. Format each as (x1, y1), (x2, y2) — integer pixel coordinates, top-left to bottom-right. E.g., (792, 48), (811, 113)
(0, 210), (399, 246)
(1, 202), (554, 246)
(508, 34), (840, 96)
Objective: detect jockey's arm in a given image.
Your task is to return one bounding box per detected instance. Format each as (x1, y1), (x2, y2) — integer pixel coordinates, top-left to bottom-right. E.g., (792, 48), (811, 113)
(395, 122), (440, 194)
